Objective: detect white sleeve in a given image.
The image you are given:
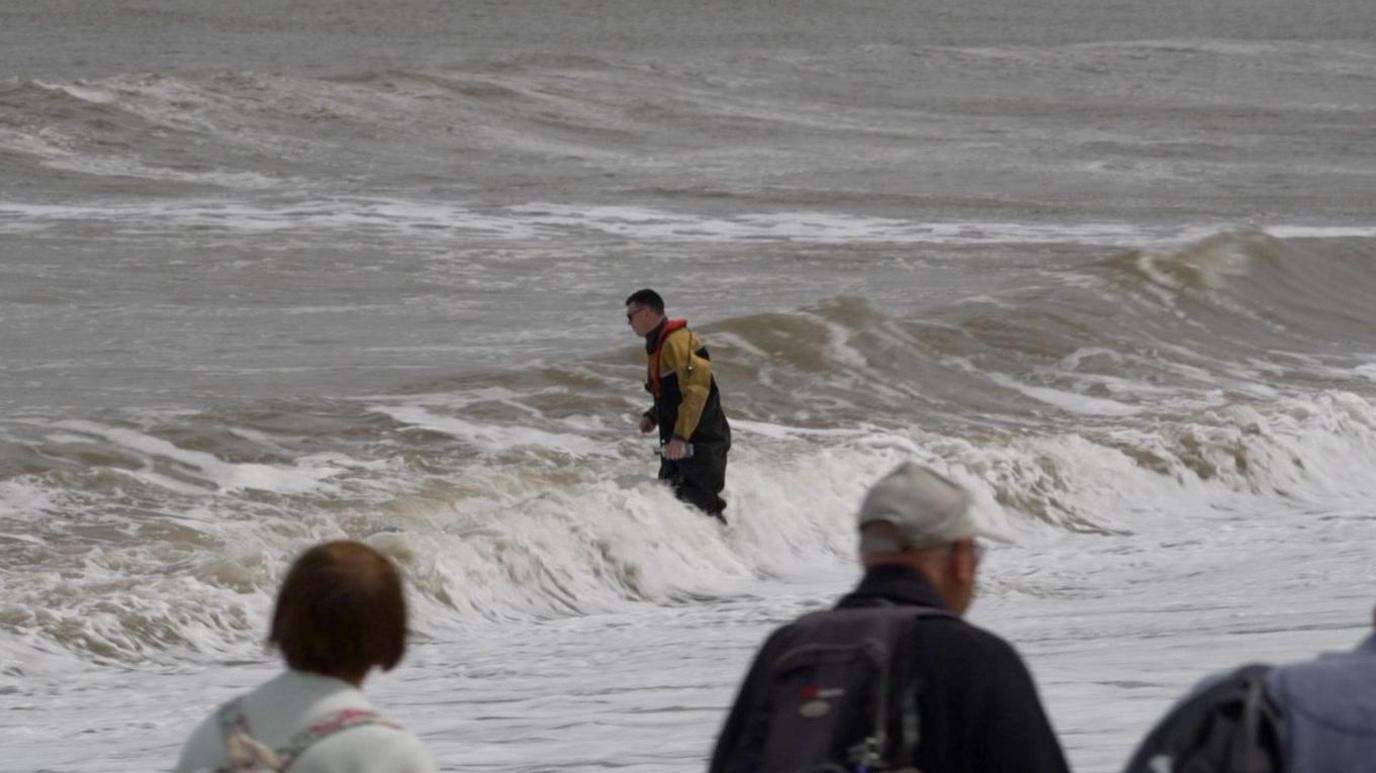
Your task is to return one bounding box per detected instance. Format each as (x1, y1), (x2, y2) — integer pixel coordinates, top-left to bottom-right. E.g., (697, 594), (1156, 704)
(173, 714), (225, 773)
(380, 732), (439, 773)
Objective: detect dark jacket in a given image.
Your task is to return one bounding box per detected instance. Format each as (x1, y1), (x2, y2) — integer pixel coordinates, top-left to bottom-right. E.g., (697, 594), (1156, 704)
(709, 564), (1071, 773)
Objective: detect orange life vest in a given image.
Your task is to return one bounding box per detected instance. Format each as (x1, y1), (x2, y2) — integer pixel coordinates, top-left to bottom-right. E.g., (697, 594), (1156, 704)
(646, 318), (688, 400)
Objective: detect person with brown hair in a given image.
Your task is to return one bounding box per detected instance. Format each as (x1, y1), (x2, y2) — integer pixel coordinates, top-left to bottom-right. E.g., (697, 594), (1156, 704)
(175, 540), (436, 772)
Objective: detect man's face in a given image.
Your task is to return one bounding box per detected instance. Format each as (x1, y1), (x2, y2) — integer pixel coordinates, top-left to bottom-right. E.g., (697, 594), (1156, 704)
(626, 304), (660, 337)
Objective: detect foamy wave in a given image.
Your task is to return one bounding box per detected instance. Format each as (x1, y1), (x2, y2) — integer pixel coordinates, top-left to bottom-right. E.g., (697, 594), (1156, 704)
(372, 404), (610, 456)
(984, 373), (1144, 416)
(0, 124), (283, 190)
(3, 385), (1375, 665)
(1266, 225), (1376, 239)
(507, 203), (1169, 245)
(3, 230), (1376, 665)
(43, 155), (283, 189)
(4, 192), (1372, 251)
(41, 420), (354, 497)
(0, 198), (540, 238)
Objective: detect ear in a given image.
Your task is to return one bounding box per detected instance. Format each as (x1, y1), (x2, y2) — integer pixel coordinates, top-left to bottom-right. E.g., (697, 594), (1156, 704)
(949, 538), (978, 587)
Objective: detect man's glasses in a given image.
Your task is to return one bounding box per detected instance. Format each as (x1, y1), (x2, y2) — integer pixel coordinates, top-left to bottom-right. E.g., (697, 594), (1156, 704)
(626, 307), (643, 323)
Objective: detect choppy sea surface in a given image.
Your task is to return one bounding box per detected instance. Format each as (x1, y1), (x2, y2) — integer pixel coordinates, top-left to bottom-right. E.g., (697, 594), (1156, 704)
(2, 1), (1375, 771)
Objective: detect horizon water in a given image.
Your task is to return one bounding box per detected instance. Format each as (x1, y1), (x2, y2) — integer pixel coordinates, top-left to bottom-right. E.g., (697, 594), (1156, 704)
(2, 2), (1376, 771)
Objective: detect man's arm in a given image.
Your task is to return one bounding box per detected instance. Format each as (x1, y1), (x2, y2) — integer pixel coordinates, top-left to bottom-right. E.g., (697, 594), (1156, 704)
(970, 639), (1070, 773)
(709, 630), (787, 773)
(660, 329), (713, 441)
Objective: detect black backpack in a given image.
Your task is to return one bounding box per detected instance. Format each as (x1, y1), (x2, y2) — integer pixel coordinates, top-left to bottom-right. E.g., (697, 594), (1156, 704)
(1124, 663), (1287, 773)
(721, 605), (951, 773)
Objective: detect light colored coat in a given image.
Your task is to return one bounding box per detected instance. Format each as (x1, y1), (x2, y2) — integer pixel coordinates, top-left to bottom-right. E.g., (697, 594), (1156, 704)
(175, 670), (436, 773)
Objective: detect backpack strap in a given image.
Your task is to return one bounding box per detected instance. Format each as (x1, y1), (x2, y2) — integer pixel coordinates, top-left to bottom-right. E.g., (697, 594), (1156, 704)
(273, 707), (402, 771)
(216, 698), (252, 750)
(818, 604), (951, 772)
(894, 672), (921, 771)
(215, 698), (282, 771)
(1123, 663), (1285, 773)
(214, 700), (402, 772)
(1239, 665), (1286, 773)
(881, 606), (951, 773)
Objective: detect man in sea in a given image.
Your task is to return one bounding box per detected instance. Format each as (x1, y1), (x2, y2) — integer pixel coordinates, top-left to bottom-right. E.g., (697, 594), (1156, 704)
(625, 288), (731, 522)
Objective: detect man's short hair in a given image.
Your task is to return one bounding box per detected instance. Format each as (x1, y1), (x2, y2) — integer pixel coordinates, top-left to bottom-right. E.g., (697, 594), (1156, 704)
(624, 288), (665, 314)
(269, 540), (408, 677)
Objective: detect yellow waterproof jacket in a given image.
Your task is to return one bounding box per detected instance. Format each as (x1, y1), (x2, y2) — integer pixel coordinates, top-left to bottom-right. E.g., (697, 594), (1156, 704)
(645, 320), (730, 446)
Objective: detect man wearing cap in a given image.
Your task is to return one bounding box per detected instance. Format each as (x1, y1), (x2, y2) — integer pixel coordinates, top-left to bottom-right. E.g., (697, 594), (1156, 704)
(709, 462), (1070, 773)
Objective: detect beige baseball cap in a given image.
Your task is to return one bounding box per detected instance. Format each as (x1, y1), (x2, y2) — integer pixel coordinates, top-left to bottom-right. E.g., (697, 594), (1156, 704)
(857, 462), (992, 551)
